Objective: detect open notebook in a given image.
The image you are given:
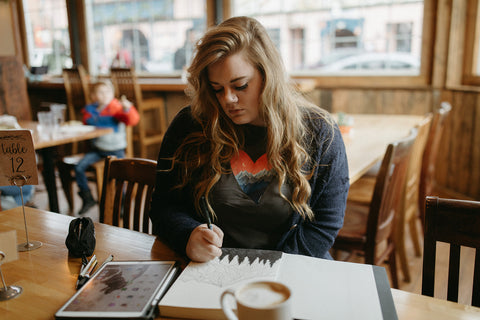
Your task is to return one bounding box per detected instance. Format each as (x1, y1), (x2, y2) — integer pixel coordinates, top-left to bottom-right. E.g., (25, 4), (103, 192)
(158, 248), (397, 320)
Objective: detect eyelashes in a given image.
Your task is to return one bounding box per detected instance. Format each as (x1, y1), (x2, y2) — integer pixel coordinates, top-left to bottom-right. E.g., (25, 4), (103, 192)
(212, 83), (248, 93)
(236, 83), (248, 90)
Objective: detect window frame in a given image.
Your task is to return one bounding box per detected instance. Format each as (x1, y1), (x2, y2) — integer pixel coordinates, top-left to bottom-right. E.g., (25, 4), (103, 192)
(223, 0), (435, 89)
(463, 0), (480, 86)
(17, 0), (436, 88)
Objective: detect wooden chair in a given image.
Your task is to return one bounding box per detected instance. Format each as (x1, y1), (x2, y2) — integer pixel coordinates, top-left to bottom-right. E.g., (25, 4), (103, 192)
(59, 65), (103, 213)
(333, 128), (417, 289)
(395, 114), (432, 282)
(422, 196), (480, 307)
(110, 67), (167, 159)
(347, 114), (433, 282)
(62, 65), (91, 124)
(99, 156), (157, 234)
(419, 102), (452, 231)
(58, 127), (133, 213)
(60, 66), (101, 213)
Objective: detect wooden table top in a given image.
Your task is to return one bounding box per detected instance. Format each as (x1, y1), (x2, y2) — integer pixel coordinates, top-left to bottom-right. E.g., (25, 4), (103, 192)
(18, 121), (113, 150)
(339, 113), (424, 183)
(1, 207), (479, 320)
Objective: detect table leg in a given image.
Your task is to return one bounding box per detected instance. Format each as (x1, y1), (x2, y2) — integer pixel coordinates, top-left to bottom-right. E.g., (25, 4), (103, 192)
(38, 147), (59, 213)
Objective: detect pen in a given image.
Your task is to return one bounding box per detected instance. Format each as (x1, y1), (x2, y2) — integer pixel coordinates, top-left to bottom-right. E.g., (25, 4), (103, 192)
(90, 254), (114, 279)
(76, 255), (96, 289)
(80, 254), (97, 277)
(76, 259), (98, 290)
(200, 196), (213, 230)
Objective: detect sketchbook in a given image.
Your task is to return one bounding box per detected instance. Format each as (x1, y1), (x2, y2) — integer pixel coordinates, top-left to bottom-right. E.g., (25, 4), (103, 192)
(158, 248), (397, 320)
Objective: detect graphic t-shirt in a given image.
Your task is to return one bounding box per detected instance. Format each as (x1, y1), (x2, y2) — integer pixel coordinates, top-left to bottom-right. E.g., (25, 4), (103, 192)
(230, 150), (275, 203)
(210, 125), (293, 250)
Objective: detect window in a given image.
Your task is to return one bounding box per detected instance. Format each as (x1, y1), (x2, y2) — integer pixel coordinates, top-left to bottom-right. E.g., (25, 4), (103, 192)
(22, 0), (72, 74)
(84, 0), (207, 75)
(231, 0), (424, 76)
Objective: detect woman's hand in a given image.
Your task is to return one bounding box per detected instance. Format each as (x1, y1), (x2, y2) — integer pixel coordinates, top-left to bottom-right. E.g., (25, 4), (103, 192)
(186, 224), (224, 262)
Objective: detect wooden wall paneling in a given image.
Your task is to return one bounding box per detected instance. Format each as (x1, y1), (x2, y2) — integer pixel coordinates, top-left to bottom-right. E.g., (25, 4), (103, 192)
(389, 89), (432, 115)
(459, 93), (477, 197)
(332, 89), (432, 115)
(444, 92), (463, 192)
(462, 0), (479, 85)
(446, 0), (467, 87)
(446, 92), (476, 196)
(471, 94), (480, 197)
(431, 0), (452, 88)
(434, 90), (453, 192)
(0, 56), (31, 120)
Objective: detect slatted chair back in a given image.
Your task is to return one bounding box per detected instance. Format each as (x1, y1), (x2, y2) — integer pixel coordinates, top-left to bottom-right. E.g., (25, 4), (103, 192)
(62, 65), (91, 122)
(110, 67), (167, 159)
(419, 102), (452, 228)
(333, 128), (417, 288)
(366, 128), (417, 264)
(99, 156), (157, 234)
(395, 113), (432, 282)
(422, 196), (480, 307)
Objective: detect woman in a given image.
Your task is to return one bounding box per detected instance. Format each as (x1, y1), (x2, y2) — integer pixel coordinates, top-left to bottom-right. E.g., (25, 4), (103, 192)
(149, 16), (349, 262)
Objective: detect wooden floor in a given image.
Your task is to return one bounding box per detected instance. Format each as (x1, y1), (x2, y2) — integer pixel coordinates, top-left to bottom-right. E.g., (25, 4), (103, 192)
(25, 174), (477, 307)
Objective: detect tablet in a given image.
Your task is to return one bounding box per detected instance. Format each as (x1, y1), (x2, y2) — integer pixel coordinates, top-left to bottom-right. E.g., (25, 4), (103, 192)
(55, 260), (180, 320)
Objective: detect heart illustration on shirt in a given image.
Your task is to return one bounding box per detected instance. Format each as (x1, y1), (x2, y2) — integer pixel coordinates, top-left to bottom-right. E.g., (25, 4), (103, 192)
(230, 150), (271, 176)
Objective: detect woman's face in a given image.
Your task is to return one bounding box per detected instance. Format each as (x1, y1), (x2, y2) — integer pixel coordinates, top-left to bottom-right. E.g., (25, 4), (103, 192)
(207, 52), (265, 126)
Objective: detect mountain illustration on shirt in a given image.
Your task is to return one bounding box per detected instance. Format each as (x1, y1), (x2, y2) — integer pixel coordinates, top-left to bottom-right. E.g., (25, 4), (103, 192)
(230, 150), (275, 202)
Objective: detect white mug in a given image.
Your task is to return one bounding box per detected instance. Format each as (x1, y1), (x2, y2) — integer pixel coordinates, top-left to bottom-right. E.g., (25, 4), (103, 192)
(220, 281), (292, 320)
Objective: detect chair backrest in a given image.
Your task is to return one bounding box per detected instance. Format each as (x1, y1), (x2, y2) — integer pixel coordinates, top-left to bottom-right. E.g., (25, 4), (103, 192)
(365, 128), (417, 264)
(109, 67), (143, 106)
(99, 156), (157, 234)
(125, 125), (134, 158)
(62, 65), (91, 122)
(419, 102), (452, 224)
(399, 114), (433, 225)
(422, 196), (480, 307)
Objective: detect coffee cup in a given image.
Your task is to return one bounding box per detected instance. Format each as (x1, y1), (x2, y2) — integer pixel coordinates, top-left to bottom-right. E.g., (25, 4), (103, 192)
(220, 281), (292, 320)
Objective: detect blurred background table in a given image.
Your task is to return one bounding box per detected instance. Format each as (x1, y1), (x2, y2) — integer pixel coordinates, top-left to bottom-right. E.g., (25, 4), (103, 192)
(339, 114), (424, 183)
(18, 121), (112, 213)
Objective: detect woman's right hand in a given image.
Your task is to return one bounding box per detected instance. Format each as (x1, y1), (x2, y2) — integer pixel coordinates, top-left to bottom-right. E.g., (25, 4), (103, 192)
(186, 224), (224, 262)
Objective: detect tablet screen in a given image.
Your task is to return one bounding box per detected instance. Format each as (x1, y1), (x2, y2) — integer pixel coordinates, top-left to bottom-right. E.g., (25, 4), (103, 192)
(55, 261), (179, 319)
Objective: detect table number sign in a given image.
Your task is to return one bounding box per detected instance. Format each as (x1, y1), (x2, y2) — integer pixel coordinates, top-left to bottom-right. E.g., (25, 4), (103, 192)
(0, 129), (38, 186)
(0, 129), (42, 252)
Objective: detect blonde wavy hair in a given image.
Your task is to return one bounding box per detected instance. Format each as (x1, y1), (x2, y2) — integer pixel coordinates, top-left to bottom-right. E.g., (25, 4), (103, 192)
(172, 16), (333, 221)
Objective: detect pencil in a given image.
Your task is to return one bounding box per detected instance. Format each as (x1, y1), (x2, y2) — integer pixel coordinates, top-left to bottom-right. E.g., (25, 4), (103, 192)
(200, 196), (213, 230)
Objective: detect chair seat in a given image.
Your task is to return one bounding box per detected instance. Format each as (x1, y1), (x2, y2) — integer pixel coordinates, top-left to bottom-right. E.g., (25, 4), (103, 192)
(62, 154), (104, 169)
(335, 201), (369, 248)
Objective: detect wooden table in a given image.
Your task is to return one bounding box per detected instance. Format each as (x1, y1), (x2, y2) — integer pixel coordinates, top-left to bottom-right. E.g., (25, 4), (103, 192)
(339, 114), (424, 183)
(1, 207), (479, 319)
(19, 121), (112, 213)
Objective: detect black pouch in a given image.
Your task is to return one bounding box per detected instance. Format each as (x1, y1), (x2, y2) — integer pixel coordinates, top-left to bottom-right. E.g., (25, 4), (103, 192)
(65, 217), (96, 261)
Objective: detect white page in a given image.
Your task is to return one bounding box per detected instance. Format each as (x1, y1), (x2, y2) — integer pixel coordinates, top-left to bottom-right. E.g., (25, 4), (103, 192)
(160, 248), (283, 310)
(279, 253), (383, 320)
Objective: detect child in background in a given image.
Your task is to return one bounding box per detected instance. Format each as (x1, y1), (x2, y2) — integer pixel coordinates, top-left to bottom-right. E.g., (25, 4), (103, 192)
(76, 80), (139, 215)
